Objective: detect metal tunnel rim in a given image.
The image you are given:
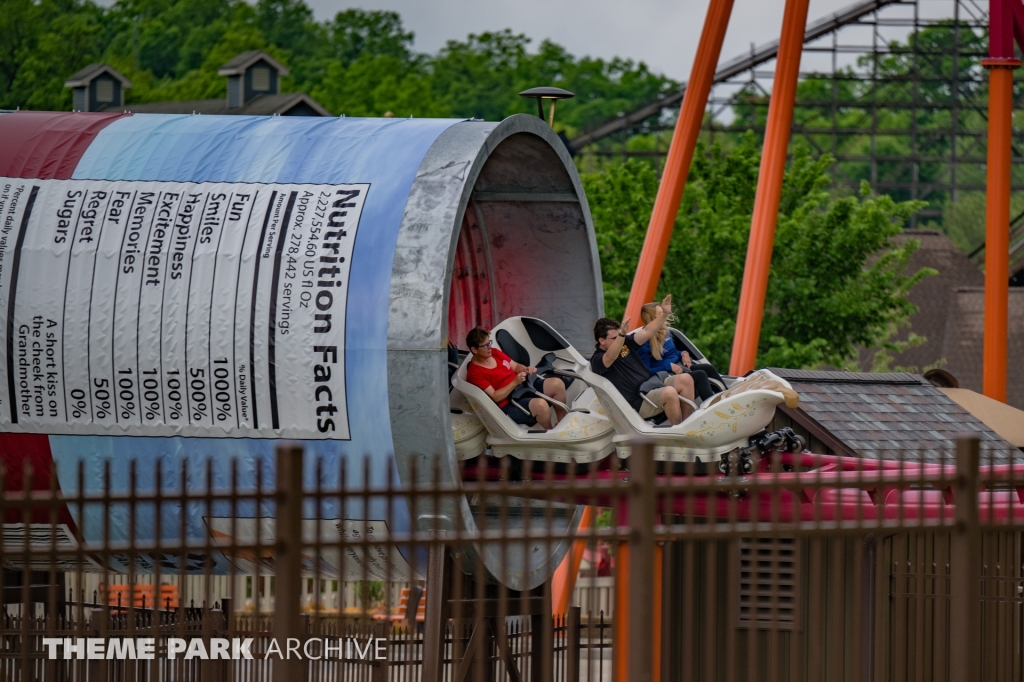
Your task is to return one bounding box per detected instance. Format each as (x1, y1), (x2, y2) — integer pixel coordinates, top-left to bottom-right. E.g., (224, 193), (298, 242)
(386, 114), (601, 590)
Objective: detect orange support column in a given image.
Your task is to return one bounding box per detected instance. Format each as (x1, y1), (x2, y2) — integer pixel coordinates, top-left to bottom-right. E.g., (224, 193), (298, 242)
(728, 0), (811, 376)
(982, 59), (1019, 402)
(623, 0), (736, 324)
(605, 3), (736, 676)
(551, 506), (595, 615)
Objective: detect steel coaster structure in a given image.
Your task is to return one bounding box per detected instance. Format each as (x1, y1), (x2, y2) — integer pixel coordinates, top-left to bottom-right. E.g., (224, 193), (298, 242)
(570, 0), (1024, 227)
(556, 0), (1023, 677)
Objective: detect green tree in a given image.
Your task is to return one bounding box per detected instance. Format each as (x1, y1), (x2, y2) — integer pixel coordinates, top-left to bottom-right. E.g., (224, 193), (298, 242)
(326, 8), (414, 68)
(429, 31), (677, 133)
(1, 0), (110, 111)
(255, 0), (320, 61)
(429, 30), (536, 122)
(2, 0), (677, 126)
(311, 53), (447, 118)
(583, 136), (934, 369)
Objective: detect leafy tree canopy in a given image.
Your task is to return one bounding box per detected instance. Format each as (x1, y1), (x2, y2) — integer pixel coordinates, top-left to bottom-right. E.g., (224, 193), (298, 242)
(3, 0), (933, 372)
(584, 135), (933, 369)
(0, 0), (678, 131)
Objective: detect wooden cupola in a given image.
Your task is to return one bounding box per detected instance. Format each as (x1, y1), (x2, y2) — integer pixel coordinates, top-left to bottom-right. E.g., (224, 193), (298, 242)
(217, 51), (290, 109)
(64, 64), (132, 112)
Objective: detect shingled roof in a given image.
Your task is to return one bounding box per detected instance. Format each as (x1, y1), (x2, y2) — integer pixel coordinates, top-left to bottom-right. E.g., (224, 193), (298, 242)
(127, 92), (329, 117)
(217, 50), (289, 77)
(940, 287), (1024, 409)
(64, 63), (132, 88)
(855, 229), (1024, 410)
(859, 230), (983, 374)
(767, 368), (1012, 459)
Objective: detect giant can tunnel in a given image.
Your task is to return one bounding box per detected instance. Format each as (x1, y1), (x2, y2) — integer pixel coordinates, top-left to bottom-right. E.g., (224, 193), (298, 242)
(0, 111), (603, 590)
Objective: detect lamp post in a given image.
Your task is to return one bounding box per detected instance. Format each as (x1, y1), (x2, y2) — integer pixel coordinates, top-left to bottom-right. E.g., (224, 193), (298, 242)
(519, 86), (575, 127)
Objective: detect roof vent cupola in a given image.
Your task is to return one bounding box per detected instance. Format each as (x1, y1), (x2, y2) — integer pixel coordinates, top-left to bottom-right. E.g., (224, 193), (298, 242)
(218, 51), (289, 109)
(64, 64), (132, 112)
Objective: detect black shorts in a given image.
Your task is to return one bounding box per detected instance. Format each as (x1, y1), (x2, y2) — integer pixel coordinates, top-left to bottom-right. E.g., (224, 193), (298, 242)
(502, 375), (568, 426)
(502, 399), (538, 426)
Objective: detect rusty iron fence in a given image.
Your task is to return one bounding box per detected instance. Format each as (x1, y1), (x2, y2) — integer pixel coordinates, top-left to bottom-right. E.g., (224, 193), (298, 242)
(0, 436), (1022, 681)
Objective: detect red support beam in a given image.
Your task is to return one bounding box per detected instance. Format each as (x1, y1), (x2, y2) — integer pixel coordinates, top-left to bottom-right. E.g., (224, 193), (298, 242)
(1011, 0), (1024, 49)
(992, 0), (1017, 57)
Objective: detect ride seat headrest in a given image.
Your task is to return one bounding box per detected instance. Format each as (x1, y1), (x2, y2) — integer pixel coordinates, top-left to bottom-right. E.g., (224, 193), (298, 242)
(522, 318), (570, 352)
(669, 329), (702, 361)
(495, 329), (531, 367)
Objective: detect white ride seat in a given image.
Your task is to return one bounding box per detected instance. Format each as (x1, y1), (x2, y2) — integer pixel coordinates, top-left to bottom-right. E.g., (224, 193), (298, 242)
(577, 362), (799, 463)
(451, 317), (616, 464)
(450, 389), (488, 460)
(447, 348), (487, 460)
(666, 327), (730, 393)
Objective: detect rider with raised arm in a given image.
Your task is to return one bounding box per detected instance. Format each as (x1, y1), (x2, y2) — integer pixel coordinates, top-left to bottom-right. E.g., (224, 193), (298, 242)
(590, 295), (696, 425)
(465, 326), (568, 430)
(635, 302), (726, 402)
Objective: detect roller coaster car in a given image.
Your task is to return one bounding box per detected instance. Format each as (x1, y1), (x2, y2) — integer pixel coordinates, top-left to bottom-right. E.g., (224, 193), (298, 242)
(450, 390), (488, 460)
(451, 317), (616, 464)
(448, 347), (488, 460)
(578, 355), (800, 464)
(663, 327), (728, 393)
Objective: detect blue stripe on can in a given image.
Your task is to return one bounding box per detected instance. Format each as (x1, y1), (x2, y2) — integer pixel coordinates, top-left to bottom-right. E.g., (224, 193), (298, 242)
(55, 114), (462, 564)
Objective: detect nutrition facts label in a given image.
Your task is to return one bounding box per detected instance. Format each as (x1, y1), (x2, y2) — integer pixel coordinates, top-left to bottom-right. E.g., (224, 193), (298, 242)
(0, 178), (367, 439)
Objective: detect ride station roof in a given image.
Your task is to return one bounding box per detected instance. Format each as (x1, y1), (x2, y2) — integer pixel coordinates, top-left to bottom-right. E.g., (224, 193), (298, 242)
(766, 368), (1012, 459)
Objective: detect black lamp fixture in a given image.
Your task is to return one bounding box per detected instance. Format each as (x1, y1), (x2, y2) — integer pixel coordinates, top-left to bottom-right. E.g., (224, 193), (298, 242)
(519, 86), (574, 127)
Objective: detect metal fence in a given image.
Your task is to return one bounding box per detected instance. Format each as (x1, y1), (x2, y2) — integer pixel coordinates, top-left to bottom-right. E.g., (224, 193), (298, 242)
(0, 436), (1021, 681)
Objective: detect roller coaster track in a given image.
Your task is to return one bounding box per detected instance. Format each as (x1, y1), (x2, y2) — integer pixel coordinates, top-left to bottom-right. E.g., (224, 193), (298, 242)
(567, 0), (907, 153)
(463, 449), (1024, 524)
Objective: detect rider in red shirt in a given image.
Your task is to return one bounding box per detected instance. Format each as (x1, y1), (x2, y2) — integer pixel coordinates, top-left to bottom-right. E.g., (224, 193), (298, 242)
(465, 326), (567, 429)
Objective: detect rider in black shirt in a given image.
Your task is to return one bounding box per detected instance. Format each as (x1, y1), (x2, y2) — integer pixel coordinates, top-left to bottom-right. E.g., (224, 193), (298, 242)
(590, 295), (695, 425)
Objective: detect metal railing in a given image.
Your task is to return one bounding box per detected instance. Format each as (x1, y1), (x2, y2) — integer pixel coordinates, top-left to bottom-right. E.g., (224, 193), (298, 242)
(0, 435), (1021, 681)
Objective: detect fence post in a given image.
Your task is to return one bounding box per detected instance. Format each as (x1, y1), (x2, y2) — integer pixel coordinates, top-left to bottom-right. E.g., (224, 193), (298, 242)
(220, 596), (233, 682)
(567, 605), (581, 682)
(372, 620), (390, 682)
(274, 444), (305, 682)
(628, 440), (656, 682)
(422, 535), (447, 682)
(949, 434), (980, 680)
(531, 605), (554, 682)
(221, 596), (232, 634)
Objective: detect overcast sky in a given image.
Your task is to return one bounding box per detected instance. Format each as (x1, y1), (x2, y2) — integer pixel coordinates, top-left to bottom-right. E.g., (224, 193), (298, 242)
(303, 0), (870, 80)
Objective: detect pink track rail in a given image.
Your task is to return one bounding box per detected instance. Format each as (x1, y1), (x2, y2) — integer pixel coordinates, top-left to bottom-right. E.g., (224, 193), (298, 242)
(461, 450), (1024, 524)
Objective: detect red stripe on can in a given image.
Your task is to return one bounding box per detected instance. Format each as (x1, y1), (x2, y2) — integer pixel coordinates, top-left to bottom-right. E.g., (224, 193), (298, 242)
(0, 112), (121, 535)
(0, 111), (127, 179)
(0, 433), (77, 529)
